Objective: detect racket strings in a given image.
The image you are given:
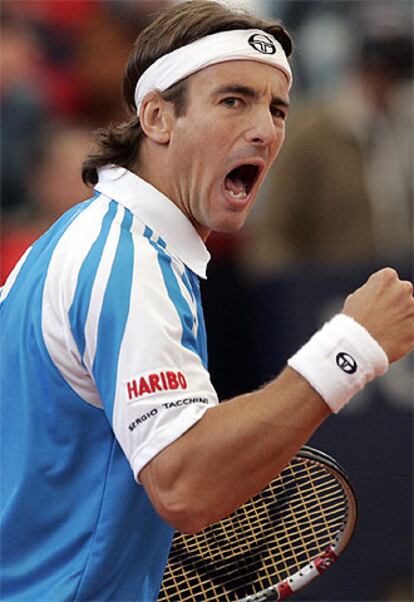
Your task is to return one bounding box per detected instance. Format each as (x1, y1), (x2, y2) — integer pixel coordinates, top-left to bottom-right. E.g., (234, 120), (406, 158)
(160, 518), (344, 599)
(158, 458), (349, 602)
(178, 473), (343, 555)
(174, 483), (345, 563)
(160, 502), (344, 597)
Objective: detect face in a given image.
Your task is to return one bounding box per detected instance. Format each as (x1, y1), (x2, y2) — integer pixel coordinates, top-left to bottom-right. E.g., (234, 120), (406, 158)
(165, 60), (290, 239)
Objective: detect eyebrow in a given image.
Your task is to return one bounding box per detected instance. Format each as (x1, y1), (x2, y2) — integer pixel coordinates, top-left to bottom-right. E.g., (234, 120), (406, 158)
(212, 84), (290, 108)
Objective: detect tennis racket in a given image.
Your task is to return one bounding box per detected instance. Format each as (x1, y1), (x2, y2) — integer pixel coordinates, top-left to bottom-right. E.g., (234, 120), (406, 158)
(158, 445), (357, 601)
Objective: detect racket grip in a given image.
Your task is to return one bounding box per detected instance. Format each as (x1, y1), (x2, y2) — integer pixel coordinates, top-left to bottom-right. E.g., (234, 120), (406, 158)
(277, 548), (338, 599)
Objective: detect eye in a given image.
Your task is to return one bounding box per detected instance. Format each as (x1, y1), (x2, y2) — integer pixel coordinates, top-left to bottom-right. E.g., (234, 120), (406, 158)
(221, 97), (244, 109)
(270, 105), (287, 121)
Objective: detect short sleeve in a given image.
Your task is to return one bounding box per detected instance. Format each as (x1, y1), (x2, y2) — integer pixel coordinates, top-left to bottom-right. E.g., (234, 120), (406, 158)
(90, 230), (218, 480)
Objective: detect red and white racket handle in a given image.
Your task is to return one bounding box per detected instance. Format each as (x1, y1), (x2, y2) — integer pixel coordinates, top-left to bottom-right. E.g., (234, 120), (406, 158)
(237, 547), (338, 601)
(276, 547), (338, 600)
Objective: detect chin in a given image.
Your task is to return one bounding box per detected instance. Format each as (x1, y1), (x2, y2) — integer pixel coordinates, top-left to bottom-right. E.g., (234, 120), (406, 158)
(210, 215), (247, 234)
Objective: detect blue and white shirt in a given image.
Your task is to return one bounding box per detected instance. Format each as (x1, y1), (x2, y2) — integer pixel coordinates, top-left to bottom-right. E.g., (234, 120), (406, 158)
(0, 165), (219, 601)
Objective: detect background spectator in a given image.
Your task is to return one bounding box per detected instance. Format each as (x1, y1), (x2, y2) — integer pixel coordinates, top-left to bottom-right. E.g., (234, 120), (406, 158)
(1, 0), (167, 281)
(1, 122), (92, 282)
(239, 3), (413, 275)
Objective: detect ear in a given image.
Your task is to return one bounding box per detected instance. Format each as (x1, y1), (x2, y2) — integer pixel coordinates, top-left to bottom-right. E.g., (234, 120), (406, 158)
(139, 92), (174, 145)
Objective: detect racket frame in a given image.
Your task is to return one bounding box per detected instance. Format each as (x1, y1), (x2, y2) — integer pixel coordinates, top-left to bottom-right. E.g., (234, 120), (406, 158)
(237, 446), (358, 601)
(159, 445), (358, 602)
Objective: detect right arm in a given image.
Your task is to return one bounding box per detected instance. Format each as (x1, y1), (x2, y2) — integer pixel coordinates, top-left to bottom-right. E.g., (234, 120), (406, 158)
(140, 267), (414, 533)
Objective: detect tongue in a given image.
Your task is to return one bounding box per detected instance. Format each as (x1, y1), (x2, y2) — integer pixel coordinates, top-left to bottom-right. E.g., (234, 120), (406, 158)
(225, 174), (245, 194)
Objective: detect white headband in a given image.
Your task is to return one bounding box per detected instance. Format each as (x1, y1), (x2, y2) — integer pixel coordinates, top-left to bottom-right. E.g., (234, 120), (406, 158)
(134, 29), (292, 114)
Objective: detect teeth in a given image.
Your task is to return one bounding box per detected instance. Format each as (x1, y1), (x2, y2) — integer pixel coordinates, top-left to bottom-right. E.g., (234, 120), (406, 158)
(228, 190), (247, 199)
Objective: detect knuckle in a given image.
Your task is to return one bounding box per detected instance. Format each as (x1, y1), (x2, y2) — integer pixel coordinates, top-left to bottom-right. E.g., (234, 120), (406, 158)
(368, 267), (398, 283)
(402, 280), (414, 295)
(381, 267), (399, 281)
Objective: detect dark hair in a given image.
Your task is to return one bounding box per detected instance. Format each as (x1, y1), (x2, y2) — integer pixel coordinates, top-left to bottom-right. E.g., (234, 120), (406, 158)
(82, 0), (292, 186)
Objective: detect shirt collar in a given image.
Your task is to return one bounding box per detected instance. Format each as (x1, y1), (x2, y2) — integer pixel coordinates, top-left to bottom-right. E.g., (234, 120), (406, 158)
(95, 165), (210, 278)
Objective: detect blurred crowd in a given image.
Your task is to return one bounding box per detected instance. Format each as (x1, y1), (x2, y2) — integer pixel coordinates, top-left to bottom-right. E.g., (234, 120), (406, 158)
(0, 0), (167, 281)
(1, 0), (413, 283)
(240, 0), (413, 276)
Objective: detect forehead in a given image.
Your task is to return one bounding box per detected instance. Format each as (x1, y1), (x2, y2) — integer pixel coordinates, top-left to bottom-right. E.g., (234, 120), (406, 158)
(187, 60), (290, 100)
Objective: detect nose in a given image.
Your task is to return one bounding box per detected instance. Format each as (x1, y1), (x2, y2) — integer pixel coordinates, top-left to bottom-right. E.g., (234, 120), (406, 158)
(244, 108), (282, 148)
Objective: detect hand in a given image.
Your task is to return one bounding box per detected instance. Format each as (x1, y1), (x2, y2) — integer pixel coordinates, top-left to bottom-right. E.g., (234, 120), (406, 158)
(342, 268), (414, 363)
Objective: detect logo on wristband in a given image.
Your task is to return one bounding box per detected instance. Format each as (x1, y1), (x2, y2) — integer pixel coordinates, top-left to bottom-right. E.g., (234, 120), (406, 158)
(336, 352), (357, 374)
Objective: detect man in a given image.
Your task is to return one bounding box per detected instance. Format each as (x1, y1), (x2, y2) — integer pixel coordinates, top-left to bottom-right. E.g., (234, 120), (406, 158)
(1, 2), (413, 601)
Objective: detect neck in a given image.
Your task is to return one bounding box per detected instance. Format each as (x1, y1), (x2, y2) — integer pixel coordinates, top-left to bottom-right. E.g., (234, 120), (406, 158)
(131, 144), (212, 243)
(131, 142), (172, 202)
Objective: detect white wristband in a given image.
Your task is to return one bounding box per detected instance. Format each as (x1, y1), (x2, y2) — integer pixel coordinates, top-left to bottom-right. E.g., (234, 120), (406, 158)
(287, 314), (389, 413)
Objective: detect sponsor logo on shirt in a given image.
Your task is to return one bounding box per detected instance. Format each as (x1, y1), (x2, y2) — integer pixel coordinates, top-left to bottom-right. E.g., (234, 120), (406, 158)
(128, 397), (209, 431)
(125, 369), (188, 401)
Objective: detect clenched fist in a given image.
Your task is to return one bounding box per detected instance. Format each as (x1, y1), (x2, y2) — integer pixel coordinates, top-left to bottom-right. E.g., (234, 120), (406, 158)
(343, 268), (414, 363)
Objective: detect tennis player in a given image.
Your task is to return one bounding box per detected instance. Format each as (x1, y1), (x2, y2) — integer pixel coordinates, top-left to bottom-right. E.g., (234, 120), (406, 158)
(1, 2), (413, 601)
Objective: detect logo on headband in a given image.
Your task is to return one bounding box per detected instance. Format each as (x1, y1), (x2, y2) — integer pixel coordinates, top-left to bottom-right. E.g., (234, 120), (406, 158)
(248, 33), (276, 55)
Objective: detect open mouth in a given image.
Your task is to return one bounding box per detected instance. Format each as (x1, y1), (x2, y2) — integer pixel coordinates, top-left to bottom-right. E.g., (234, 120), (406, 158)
(224, 164), (261, 200)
